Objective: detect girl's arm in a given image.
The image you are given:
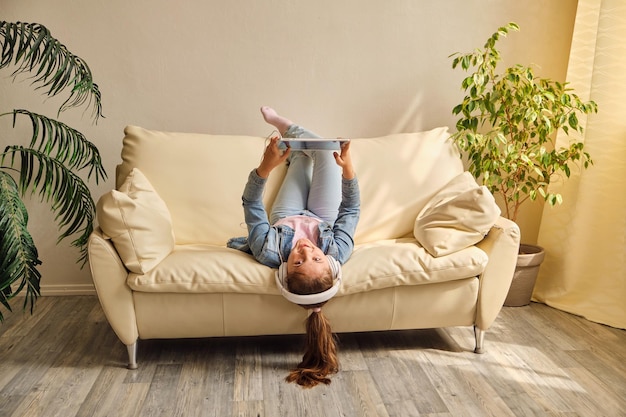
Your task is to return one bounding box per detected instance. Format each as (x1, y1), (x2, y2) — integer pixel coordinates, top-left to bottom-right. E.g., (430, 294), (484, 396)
(333, 141), (355, 180)
(240, 137), (289, 262)
(242, 169), (270, 231)
(332, 140), (360, 263)
(256, 136), (290, 178)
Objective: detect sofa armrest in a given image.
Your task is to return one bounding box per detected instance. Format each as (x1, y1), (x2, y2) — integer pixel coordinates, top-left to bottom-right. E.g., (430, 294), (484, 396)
(88, 228), (138, 346)
(474, 217), (521, 330)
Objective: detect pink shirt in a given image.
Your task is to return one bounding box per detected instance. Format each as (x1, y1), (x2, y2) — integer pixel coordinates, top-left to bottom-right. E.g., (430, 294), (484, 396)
(274, 215), (323, 249)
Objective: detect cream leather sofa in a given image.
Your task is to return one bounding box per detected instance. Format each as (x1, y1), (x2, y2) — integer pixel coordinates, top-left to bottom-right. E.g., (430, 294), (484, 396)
(88, 125), (520, 369)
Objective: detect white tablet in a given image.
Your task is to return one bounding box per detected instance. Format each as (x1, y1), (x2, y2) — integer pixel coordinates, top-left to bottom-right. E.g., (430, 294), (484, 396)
(281, 138), (350, 151)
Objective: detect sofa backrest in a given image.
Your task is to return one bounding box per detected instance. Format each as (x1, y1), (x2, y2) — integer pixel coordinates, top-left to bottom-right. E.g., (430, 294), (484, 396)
(116, 125), (462, 246)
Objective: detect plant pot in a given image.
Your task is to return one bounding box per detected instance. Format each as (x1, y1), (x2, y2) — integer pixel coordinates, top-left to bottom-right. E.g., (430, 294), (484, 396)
(504, 244), (546, 307)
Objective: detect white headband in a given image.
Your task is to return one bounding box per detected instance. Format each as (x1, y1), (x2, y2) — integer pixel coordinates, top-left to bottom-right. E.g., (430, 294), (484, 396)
(275, 255), (342, 305)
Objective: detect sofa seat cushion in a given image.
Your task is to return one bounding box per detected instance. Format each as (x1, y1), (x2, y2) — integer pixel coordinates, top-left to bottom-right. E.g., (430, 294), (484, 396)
(127, 238), (488, 295)
(342, 238), (488, 294)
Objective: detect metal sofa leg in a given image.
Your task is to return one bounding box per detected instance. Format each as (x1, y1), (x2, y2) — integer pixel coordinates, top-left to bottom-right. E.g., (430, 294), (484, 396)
(474, 326), (485, 354)
(127, 342), (138, 369)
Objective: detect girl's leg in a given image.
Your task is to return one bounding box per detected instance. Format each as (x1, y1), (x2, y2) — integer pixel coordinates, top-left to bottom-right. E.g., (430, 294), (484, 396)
(262, 106), (303, 151)
(263, 106), (340, 224)
(308, 151), (342, 224)
(270, 151), (312, 224)
(279, 122), (342, 224)
(261, 106), (292, 136)
(268, 112), (318, 224)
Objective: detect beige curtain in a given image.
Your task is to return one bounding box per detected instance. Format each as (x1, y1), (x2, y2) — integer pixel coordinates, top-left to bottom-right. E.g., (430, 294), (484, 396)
(533, 0), (626, 329)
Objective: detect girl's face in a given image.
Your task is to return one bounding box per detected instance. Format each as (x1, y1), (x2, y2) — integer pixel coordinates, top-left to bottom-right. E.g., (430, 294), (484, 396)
(287, 238), (329, 278)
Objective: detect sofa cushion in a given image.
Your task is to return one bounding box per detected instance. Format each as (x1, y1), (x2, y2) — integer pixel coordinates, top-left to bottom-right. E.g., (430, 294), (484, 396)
(117, 126), (267, 247)
(96, 168), (175, 273)
(126, 239), (488, 295)
(414, 172), (500, 257)
(349, 127), (464, 243)
(342, 238), (488, 294)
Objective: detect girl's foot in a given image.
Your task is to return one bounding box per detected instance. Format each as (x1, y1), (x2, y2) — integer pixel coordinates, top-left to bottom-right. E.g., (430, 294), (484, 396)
(261, 106), (293, 135)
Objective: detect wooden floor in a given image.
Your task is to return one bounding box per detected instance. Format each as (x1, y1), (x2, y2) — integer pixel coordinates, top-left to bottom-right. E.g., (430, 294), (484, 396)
(0, 296), (624, 417)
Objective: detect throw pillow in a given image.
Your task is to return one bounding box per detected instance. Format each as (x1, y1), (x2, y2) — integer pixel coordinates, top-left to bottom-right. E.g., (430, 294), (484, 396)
(414, 171), (500, 257)
(96, 168), (175, 273)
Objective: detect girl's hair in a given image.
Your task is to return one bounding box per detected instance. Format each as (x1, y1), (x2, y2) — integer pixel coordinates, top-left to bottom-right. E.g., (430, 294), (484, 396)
(285, 269), (339, 388)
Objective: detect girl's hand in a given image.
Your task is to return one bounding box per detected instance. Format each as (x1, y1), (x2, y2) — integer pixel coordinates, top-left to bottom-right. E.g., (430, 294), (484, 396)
(256, 136), (290, 178)
(334, 140), (355, 179)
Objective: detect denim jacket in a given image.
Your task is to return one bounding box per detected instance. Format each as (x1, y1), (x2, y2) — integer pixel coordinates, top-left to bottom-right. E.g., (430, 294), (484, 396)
(227, 169), (360, 268)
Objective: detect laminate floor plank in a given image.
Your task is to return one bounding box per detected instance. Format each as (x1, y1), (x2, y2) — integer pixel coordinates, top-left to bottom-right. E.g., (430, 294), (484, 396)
(566, 349), (626, 398)
(465, 345), (551, 417)
(203, 339), (238, 417)
(452, 364), (517, 417)
(395, 357), (448, 414)
(418, 351), (495, 417)
(562, 366), (625, 417)
(335, 333), (369, 371)
(0, 296), (624, 417)
(0, 297), (91, 417)
(170, 342), (225, 417)
(234, 340), (263, 402)
(0, 294), (56, 340)
(139, 363), (183, 417)
(75, 366), (131, 417)
(109, 380), (151, 417)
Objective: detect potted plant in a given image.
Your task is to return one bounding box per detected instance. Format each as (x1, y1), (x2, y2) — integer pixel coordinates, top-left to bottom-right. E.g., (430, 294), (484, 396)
(449, 22), (597, 306)
(0, 21), (106, 321)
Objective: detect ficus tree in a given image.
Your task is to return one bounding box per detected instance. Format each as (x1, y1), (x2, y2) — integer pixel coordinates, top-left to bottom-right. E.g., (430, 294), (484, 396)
(0, 21), (106, 321)
(450, 22), (598, 222)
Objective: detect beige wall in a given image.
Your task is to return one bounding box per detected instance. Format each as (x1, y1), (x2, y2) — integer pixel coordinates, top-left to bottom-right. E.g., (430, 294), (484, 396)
(0, 0), (578, 295)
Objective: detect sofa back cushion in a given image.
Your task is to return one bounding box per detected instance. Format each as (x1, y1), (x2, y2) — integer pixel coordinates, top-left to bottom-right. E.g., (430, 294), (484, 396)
(349, 128), (463, 243)
(117, 126), (267, 246)
(117, 125), (462, 246)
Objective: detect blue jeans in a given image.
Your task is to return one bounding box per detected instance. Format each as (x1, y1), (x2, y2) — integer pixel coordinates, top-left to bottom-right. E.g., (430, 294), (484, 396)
(270, 125), (342, 225)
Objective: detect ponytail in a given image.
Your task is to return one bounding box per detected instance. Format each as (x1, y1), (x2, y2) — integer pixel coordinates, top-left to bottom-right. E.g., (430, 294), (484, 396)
(286, 309), (338, 388)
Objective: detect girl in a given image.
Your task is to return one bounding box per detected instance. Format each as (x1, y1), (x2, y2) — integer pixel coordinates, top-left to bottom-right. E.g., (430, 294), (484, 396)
(227, 106), (360, 388)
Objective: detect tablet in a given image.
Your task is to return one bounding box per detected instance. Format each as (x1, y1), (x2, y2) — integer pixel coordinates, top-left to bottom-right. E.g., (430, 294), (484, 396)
(280, 138), (350, 151)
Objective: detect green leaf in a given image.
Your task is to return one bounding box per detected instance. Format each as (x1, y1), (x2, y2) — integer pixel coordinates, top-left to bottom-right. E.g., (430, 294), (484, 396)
(547, 194), (558, 206)
(2, 147), (96, 265)
(0, 21), (103, 121)
(473, 73), (485, 87)
(11, 110), (106, 183)
(0, 170), (42, 322)
(568, 112), (579, 130)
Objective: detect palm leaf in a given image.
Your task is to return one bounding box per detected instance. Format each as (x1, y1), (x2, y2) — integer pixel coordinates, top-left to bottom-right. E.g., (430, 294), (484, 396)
(1, 147), (96, 265)
(0, 170), (42, 322)
(0, 21), (103, 121)
(11, 110), (107, 183)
